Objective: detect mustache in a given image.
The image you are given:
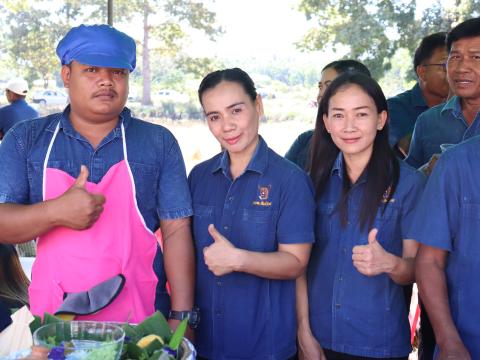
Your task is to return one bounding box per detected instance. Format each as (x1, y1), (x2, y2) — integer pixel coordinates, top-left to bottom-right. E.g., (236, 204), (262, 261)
(92, 89), (117, 97)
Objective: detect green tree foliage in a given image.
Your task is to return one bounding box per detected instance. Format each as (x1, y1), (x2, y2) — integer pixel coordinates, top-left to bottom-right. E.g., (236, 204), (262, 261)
(0, 0), (221, 100)
(297, 0), (480, 79)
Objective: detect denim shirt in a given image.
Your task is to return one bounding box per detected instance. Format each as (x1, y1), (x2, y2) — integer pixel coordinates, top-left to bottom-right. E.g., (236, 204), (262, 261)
(0, 106), (193, 314)
(189, 137), (315, 360)
(308, 154), (425, 358)
(407, 136), (480, 358)
(285, 129), (313, 170)
(0, 98), (38, 135)
(405, 96), (480, 168)
(387, 82), (429, 147)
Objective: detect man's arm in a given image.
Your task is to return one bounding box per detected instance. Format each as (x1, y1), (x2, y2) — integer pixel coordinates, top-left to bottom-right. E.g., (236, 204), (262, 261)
(0, 166), (105, 244)
(161, 217), (195, 313)
(416, 244), (471, 360)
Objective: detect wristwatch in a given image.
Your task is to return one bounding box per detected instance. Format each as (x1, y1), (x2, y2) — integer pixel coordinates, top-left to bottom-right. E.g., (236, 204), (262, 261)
(168, 307), (200, 329)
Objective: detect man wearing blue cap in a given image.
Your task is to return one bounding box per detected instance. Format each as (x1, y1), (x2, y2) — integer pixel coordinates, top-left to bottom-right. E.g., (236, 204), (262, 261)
(0, 25), (195, 326)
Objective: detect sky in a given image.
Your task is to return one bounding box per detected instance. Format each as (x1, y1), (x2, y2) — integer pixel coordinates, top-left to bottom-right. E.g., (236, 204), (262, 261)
(186, 0), (317, 60)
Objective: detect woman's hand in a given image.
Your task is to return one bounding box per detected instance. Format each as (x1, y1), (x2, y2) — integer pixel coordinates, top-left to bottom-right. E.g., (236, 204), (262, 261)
(297, 327), (326, 360)
(203, 224), (241, 276)
(352, 228), (396, 276)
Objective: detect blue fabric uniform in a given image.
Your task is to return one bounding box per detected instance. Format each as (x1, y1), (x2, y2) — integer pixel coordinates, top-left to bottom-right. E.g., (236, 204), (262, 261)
(387, 83), (429, 147)
(0, 106), (193, 315)
(308, 154), (425, 358)
(0, 98), (38, 136)
(405, 96), (480, 168)
(189, 137), (315, 360)
(407, 136), (480, 358)
(285, 129), (313, 170)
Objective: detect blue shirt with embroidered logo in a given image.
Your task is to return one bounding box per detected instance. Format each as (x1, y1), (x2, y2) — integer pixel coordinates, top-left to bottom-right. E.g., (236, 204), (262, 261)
(0, 106), (193, 315)
(0, 98), (38, 137)
(387, 82), (429, 147)
(189, 137), (315, 360)
(307, 154), (425, 358)
(406, 96), (480, 168)
(407, 136), (480, 358)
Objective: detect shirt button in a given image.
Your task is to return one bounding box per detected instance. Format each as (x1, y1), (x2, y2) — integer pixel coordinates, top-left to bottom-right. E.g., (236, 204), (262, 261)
(335, 303), (341, 308)
(339, 276), (343, 281)
(216, 280), (222, 286)
(229, 196), (234, 201)
(223, 225), (229, 230)
(342, 248), (347, 255)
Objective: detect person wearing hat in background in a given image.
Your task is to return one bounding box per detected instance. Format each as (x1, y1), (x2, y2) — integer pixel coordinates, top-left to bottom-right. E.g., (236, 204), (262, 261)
(0, 78), (38, 140)
(0, 24), (195, 327)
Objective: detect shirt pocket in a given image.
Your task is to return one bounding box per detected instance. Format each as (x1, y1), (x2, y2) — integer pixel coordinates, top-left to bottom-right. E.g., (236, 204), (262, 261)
(239, 208), (277, 251)
(129, 162), (160, 212)
(316, 202), (335, 244)
(459, 203), (480, 256)
(374, 205), (401, 255)
(192, 204), (215, 249)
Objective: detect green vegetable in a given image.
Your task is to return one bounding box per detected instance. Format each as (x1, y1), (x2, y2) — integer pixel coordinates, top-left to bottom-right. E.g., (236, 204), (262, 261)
(168, 318), (188, 351)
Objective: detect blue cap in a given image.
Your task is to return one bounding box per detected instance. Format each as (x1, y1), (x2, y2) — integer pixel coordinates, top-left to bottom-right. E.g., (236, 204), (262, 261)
(56, 24), (136, 72)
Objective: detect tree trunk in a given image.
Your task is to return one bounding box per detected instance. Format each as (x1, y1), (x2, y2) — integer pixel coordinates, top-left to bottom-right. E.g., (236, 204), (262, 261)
(142, 0), (152, 105)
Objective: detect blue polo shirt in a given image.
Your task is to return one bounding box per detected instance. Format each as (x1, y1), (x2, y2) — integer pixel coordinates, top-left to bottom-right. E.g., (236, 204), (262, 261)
(189, 137), (315, 360)
(407, 136), (480, 358)
(0, 106), (193, 315)
(285, 129), (313, 170)
(308, 154), (425, 358)
(0, 98), (38, 136)
(387, 82), (429, 147)
(405, 96), (480, 168)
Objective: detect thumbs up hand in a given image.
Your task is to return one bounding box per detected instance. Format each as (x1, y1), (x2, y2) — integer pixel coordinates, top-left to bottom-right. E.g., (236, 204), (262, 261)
(352, 228), (392, 276)
(203, 224), (239, 276)
(53, 165), (106, 230)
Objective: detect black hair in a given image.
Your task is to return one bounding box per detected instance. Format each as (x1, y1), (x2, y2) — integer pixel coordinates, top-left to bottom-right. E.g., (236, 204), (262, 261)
(447, 17), (480, 52)
(0, 244), (30, 306)
(309, 72), (399, 230)
(413, 32), (447, 72)
(198, 67), (257, 105)
(322, 60), (371, 77)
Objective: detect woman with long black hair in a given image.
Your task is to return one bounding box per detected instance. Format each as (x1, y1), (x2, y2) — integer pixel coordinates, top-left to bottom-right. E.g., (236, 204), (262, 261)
(297, 72), (425, 360)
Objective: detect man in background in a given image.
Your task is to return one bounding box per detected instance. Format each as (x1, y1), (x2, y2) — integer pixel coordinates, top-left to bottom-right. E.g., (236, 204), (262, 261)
(0, 78), (38, 140)
(388, 32), (449, 157)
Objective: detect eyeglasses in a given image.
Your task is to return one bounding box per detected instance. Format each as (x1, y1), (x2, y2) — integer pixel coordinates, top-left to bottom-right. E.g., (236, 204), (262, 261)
(422, 63), (446, 70)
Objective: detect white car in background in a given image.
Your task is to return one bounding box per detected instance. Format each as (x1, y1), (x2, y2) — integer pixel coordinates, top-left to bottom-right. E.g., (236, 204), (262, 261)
(32, 89), (69, 106)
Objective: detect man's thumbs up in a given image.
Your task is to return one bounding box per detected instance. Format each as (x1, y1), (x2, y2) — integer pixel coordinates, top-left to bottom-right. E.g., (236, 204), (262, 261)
(74, 165), (89, 188)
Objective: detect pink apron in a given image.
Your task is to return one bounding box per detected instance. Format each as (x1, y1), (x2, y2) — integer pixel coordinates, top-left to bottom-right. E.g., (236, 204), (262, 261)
(29, 123), (158, 323)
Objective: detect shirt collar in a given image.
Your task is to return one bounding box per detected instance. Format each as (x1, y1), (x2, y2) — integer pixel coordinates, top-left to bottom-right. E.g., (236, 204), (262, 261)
(411, 82), (428, 108)
(212, 135), (269, 176)
(45, 105), (131, 140)
(331, 151), (367, 184)
(440, 96), (462, 118)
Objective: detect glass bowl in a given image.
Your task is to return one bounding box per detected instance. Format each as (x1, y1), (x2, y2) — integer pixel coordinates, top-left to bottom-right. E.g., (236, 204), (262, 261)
(33, 321), (125, 360)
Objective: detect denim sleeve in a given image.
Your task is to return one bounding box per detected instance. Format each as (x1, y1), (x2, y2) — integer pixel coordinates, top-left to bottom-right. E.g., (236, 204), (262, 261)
(405, 116), (425, 169)
(276, 169), (315, 244)
(406, 154), (459, 251)
(156, 135), (193, 220)
(399, 170), (426, 239)
(0, 127), (30, 204)
(387, 99), (405, 147)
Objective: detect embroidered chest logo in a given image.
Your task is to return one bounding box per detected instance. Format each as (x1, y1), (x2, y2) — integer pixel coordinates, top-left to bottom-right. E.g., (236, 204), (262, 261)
(253, 185), (272, 206)
(382, 185), (395, 203)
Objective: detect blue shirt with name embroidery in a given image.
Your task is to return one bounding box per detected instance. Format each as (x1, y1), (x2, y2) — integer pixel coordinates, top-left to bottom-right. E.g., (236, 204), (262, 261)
(0, 106), (193, 315)
(308, 154), (425, 358)
(407, 136), (480, 358)
(405, 96), (480, 168)
(189, 137), (315, 360)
